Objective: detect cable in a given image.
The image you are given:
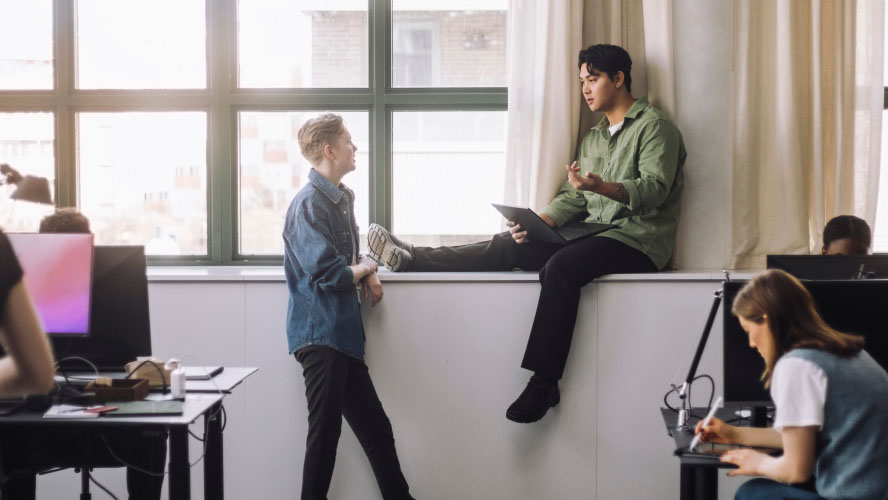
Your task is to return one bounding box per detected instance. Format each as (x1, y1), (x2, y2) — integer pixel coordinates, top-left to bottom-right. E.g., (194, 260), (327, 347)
(691, 374), (716, 412)
(100, 434), (166, 477)
(125, 359), (169, 393)
(663, 374), (716, 422)
(88, 473), (120, 500)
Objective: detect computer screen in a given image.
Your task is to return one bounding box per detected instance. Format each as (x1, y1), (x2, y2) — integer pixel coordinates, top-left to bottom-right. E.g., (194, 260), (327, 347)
(723, 279), (888, 404)
(767, 254), (888, 280)
(6, 233), (93, 336)
(53, 246), (152, 372)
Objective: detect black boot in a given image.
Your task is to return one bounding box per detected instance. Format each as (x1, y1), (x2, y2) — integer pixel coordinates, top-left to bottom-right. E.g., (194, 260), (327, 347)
(506, 375), (560, 423)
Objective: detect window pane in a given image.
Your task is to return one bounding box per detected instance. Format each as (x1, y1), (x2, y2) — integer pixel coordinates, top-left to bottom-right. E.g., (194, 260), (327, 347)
(77, 112), (207, 255)
(238, 111), (369, 255)
(238, 0), (368, 88)
(0, 0), (53, 90)
(76, 0), (206, 89)
(392, 111), (506, 246)
(391, 0), (508, 88)
(0, 113), (55, 231)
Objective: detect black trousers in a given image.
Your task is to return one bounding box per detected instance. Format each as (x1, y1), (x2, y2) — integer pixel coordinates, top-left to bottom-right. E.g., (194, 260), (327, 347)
(295, 346), (413, 500)
(0, 428), (167, 500)
(414, 233), (657, 379)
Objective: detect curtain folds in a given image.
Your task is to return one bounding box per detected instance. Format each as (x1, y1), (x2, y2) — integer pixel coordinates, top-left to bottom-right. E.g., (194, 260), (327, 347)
(731, 0), (885, 268)
(504, 0), (585, 211)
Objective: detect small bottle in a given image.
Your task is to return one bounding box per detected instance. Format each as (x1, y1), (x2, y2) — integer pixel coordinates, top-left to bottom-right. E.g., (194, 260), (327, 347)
(165, 358), (186, 399)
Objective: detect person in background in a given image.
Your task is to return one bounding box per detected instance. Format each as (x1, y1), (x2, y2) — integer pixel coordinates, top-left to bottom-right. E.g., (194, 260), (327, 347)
(284, 113), (414, 500)
(821, 215), (870, 255)
(38, 208), (91, 234)
(695, 269), (888, 500)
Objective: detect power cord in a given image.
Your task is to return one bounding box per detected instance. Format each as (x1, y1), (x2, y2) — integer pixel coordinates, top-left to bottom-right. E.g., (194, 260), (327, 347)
(124, 359), (169, 394)
(663, 373), (716, 421)
(100, 352), (229, 475)
(87, 472), (119, 500)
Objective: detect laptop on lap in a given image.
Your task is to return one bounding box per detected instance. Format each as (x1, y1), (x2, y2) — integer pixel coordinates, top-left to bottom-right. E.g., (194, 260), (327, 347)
(491, 204), (616, 245)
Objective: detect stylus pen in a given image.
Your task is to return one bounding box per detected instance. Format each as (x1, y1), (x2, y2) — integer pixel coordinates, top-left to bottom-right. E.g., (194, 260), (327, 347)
(689, 396), (723, 451)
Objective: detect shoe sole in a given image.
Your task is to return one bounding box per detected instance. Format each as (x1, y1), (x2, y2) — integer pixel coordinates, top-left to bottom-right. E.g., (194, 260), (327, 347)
(367, 226), (404, 271)
(505, 391), (560, 424)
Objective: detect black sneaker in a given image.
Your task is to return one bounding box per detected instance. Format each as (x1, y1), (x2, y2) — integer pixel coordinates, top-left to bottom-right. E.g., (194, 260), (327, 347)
(367, 223), (414, 271)
(505, 375), (560, 423)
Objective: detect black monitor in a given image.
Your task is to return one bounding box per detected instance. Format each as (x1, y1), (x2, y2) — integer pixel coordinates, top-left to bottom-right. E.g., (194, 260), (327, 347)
(767, 254), (888, 280)
(6, 233), (94, 336)
(53, 246), (152, 372)
(723, 279), (888, 404)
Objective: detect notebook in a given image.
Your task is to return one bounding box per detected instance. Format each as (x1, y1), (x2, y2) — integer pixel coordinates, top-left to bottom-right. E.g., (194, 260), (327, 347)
(103, 400), (184, 417)
(491, 204), (616, 245)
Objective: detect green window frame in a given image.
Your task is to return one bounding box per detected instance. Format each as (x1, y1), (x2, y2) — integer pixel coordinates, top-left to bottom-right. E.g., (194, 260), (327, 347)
(0, 0), (507, 264)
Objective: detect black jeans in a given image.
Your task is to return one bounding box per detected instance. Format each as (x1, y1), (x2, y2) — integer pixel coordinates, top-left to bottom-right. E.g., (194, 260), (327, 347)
(0, 428), (167, 500)
(295, 346), (413, 500)
(414, 233), (657, 379)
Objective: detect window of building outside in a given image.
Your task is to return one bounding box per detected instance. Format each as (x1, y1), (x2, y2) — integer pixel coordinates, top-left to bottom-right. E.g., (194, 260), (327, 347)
(0, 0), (509, 261)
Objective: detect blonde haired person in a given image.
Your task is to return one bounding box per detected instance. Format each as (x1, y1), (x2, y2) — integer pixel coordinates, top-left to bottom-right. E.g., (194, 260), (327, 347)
(0, 230), (55, 396)
(696, 269), (888, 500)
(284, 113), (414, 500)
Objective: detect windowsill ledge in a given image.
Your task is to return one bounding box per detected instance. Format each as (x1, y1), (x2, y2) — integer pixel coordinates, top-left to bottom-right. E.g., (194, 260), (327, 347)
(147, 266), (758, 283)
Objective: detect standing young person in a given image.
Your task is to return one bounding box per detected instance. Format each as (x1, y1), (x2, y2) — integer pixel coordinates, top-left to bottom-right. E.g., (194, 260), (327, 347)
(284, 114), (414, 500)
(696, 269), (888, 500)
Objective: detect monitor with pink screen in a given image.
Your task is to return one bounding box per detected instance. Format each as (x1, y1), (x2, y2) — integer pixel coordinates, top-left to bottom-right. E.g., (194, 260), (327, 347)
(7, 233), (94, 336)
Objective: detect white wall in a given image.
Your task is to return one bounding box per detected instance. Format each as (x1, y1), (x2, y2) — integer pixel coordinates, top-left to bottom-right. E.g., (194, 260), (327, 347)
(673, 0), (735, 269)
(36, 273), (750, 500)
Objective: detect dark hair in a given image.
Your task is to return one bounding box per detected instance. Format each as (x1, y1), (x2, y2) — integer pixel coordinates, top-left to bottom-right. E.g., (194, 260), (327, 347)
(577, 44), (632, 93)
(731, 269), (864, 386)
(822, 215), (871, 253)
(39, 208), (91, 234)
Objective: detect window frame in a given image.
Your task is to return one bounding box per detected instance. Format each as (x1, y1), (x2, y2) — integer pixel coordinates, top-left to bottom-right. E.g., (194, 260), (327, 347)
(0, 0), (507, 264)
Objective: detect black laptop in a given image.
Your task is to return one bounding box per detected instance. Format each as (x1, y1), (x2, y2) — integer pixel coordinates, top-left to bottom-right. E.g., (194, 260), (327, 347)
(492, 204), (616, 245)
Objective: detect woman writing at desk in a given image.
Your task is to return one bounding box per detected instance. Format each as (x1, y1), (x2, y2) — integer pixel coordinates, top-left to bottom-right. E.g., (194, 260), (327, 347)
(696, 269), (888, 500)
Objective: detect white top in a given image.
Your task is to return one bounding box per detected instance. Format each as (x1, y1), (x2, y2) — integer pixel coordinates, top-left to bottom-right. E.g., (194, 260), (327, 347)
(770, 356), (828, 430)
(608, 121), (624, 136)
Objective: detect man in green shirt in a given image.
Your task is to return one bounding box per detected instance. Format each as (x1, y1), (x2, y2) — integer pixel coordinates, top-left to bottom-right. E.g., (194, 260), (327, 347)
(368, 44), (686, 423)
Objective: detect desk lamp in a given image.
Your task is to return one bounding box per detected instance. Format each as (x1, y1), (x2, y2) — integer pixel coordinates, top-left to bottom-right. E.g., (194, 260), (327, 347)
(2, 163), (53, 205)
(672, 289), (723, 430)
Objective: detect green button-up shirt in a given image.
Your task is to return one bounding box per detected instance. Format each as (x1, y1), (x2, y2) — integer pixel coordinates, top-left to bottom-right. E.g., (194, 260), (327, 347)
(541, 97), (686, 270)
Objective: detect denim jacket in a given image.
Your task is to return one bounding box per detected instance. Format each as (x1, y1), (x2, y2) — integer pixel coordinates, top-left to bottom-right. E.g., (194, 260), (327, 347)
(283, 168), (364, 359)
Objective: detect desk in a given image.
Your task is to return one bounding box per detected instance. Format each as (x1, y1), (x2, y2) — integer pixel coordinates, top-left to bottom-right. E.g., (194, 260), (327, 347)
(5, 367), (256, 499)
(661, 407), (745, 500)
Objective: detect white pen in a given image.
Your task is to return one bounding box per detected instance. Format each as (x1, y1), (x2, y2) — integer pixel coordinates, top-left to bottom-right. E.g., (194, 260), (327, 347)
(689, 396), (723, 451)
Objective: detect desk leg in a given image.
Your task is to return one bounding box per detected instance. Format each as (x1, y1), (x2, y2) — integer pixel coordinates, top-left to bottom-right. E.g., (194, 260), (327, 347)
(680, 464), (717, 500)
(169, 426), (191, 500)
(204, 402), (224, 500)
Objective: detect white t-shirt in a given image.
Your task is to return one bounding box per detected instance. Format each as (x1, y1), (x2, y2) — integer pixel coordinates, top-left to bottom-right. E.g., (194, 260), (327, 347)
(770, 356), (828, 430)
(608, 121), (624, 136)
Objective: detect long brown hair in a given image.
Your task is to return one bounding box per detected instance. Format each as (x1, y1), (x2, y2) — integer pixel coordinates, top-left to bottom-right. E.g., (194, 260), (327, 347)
(731, 269), (864, 386)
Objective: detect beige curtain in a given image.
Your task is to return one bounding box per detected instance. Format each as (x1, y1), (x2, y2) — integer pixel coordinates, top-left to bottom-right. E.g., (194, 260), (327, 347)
(731, 0), (885, 268)
(504, 0), (585, 211)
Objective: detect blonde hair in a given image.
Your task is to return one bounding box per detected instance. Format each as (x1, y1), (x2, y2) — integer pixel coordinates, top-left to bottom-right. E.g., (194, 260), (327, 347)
(731, 269), (864, 387)
(297, 113), (344, 166)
